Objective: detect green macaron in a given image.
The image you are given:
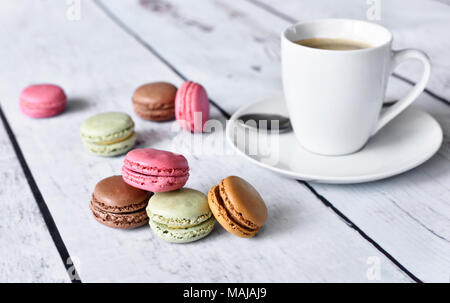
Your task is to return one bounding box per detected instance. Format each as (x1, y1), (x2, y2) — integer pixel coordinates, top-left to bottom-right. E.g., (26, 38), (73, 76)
(146, 188), (215, 243)
(80, 112), (137, 156)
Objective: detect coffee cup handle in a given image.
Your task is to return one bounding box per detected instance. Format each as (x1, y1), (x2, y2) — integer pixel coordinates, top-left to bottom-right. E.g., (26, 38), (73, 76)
(372, 49), (431, 135)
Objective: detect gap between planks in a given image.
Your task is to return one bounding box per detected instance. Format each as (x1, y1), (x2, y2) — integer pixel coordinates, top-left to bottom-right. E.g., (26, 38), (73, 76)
(0, 104), (82, 283)
(93, 0), (231, 120)
(93, 0), (422, 282)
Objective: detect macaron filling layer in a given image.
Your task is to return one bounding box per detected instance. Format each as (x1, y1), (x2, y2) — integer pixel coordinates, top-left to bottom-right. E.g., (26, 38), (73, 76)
(122, 166), (189, 187)
(81, 124), (135, 143)
(95, 131), (136, 145)
(123, 158), (189, 177)
(90, 201), (149, 228)
(83, 132), (137, 156)
(184, 82), (195, 130)
(219, 180), (259, 230)
(133, 104), (174, 114)
(149, 216), (215, 243)
(20, 101), (66, 110)
(133, 104), (175, 121)
(20, 103), (66, 118)
(133, 100), (175, 110)
(91, 194), (148, 214)
(148, 211), (212, 228)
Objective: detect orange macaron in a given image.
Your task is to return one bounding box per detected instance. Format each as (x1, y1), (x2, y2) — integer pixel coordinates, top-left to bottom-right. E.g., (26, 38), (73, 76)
(208, 176), (267, 238)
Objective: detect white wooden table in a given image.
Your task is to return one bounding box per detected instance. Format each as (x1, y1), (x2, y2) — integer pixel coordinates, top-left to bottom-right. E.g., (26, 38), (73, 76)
(0, 0), (449, 283)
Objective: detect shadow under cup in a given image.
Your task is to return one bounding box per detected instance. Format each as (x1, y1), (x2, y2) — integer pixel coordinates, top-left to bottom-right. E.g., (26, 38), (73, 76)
(281, 19), (394, 156)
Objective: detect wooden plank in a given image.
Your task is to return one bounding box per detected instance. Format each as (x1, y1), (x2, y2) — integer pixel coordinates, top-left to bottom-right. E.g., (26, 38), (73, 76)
(101, 0), (450, 281)
(249, 0), (450, 282)
(0, 0), (410, 282)
(313, 78), (450, 282)
(0, 112), (69, 282)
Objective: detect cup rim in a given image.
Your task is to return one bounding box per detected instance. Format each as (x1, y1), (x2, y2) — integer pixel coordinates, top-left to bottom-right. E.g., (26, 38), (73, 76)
(282, 18), (393, 53)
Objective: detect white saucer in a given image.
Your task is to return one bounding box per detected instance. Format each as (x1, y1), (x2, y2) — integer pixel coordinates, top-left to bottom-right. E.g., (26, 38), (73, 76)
(226, 95), (443, 184)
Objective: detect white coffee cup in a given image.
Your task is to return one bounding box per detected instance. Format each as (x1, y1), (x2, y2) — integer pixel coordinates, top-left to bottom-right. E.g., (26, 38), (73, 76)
(281, 19), (430, 156)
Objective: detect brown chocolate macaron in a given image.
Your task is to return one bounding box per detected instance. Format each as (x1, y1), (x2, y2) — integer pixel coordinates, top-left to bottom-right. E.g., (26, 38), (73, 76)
(90, 175), (152, 229)
(208, 176), (267, 238)
(132, 82), (177, 121)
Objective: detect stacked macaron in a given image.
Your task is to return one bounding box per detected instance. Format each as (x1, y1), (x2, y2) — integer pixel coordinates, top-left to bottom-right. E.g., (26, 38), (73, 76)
(121, 148), (190, 192)
(80, 112), (137, 156)
(75, 80), (216, 241)
(19, 82), (269, 242)
(90, 176), (151, 229)
(146, 188), (215, 243)
(89, 146), (268, 241)
(119, 147), (217, 243)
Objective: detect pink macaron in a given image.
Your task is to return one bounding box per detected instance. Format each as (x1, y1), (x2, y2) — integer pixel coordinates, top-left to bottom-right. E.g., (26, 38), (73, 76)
(122, 148), (189, 192)
(175, 81), (210, 133)
(19, 84), (67, 118)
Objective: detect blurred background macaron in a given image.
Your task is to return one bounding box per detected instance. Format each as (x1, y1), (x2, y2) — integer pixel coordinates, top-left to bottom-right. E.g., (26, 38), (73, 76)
(80, 112), (137, 156)
(132, 82), (177, 121)
(90, 175), (152, 229)
(208, 176), (267, 238)
(175, 81), (210, 133)
(19, 84), (67, 118)
(146, 188), (215, 243)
